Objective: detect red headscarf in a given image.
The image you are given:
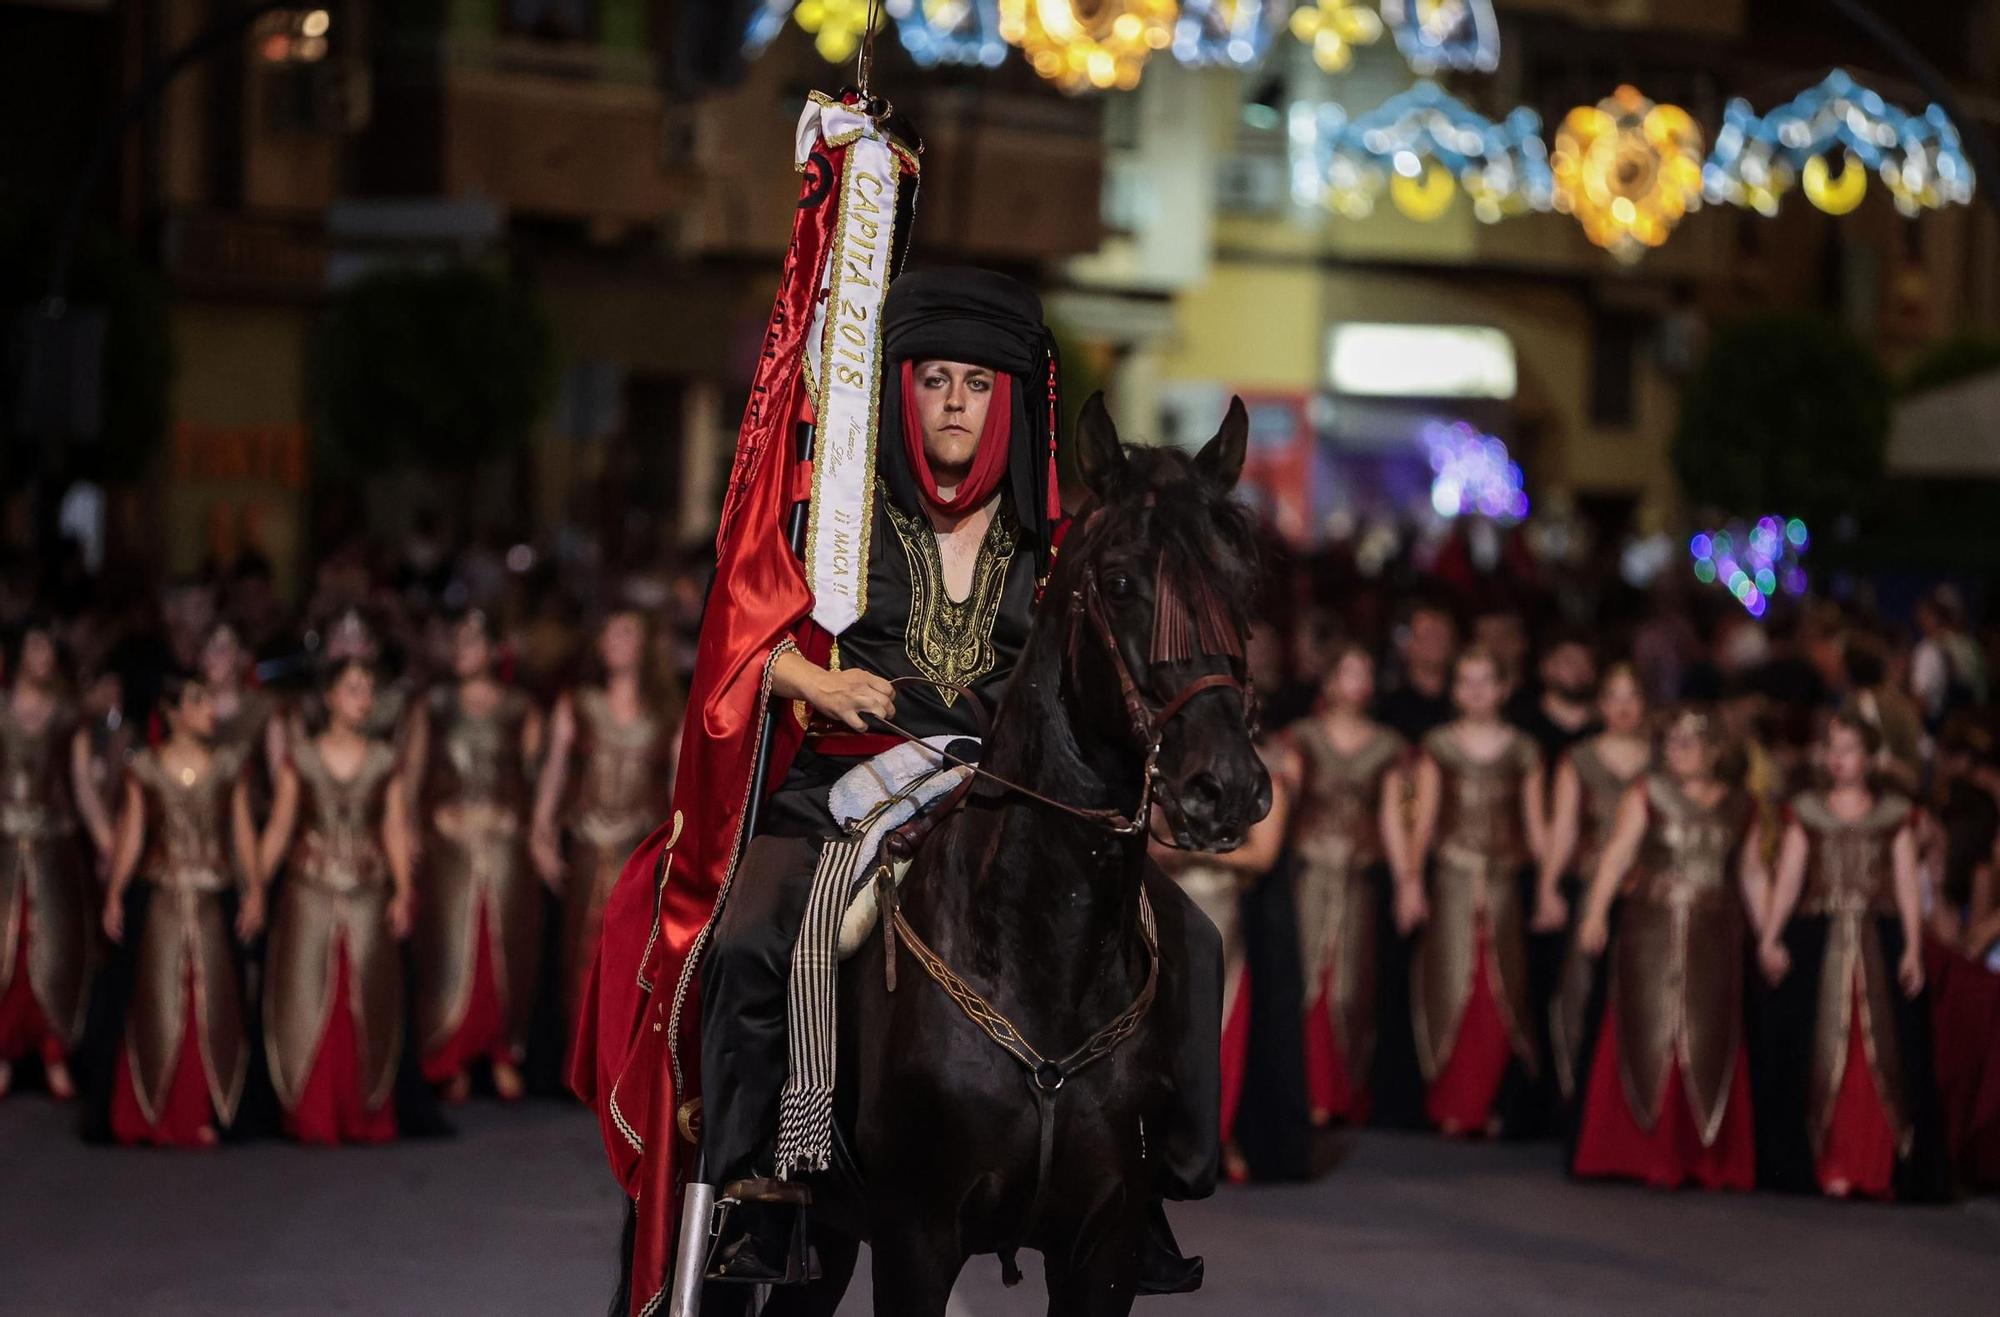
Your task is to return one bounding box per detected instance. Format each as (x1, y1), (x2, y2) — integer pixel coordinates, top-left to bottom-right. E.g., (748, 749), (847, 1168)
(899, 359), (1013, 516)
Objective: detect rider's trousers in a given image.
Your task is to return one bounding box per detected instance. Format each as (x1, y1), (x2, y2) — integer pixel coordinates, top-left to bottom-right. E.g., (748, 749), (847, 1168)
(699, 832), (1224, 1200)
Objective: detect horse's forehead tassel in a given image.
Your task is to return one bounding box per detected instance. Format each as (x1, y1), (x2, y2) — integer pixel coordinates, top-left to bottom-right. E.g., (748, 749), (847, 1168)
(1150, 550), (1242, 665)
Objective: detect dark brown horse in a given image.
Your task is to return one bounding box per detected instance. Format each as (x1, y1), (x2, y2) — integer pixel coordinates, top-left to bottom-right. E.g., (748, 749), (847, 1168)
(760, 394), (1270, 1316)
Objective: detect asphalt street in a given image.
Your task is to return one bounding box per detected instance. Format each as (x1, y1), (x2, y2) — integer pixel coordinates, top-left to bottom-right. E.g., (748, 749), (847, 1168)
(4, 1098), (1995, 1315)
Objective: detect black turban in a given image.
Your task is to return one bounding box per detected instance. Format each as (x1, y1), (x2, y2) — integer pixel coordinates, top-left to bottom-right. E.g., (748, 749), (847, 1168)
(877, 267), (1063, 573)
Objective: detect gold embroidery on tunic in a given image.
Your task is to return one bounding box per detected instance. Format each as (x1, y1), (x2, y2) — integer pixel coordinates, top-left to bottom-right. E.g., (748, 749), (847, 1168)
(884, 496), (1017, 706)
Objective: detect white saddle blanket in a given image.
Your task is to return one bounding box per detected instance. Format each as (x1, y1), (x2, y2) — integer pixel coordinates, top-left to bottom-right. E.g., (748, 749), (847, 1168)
(828, 736), (973, 957)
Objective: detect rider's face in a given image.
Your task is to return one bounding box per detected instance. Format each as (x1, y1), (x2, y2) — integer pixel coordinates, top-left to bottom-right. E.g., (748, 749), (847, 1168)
(911, 359), (996, 492)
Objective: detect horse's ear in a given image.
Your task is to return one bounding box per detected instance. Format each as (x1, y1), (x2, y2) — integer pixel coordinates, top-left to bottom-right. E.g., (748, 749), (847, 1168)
(1074, 391), (1126, 498)
(1194, 396), (1249, 491)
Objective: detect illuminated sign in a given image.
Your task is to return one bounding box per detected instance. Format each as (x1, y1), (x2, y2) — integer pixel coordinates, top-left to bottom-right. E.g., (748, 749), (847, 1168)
(1327, 323), (1516, 399)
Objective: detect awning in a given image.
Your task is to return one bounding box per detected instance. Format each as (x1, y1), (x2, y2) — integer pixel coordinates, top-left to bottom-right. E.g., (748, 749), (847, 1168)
(1887, 369), (2000, 477)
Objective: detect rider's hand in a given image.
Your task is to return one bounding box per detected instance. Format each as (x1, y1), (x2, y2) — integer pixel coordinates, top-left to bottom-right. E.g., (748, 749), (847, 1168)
(810, 668), (897, 733)
(1576, 912), (1609, 959)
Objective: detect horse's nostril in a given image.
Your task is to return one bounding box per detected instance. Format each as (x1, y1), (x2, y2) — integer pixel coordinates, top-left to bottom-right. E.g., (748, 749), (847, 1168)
(1184, 771), (1223, 813)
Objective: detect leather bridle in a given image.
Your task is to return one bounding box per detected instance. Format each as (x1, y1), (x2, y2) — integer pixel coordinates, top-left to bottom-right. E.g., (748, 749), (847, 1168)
(1066, 561), (1258, 841)
(866, 560), (1255, 841)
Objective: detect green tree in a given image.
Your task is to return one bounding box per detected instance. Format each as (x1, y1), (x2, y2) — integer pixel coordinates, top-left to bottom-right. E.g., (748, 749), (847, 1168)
(311, 266), (555, 474)
(1672, 314), (1889, 528)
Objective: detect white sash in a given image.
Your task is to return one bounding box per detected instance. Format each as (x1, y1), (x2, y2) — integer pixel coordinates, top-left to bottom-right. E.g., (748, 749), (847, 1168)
(795, 97), (908, 636)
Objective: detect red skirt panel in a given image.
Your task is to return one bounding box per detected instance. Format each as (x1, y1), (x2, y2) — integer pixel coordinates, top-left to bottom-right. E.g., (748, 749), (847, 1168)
(1574, 1006), (1754, 1191)
(1220, 964), (1251, 1139)
(1425, 931), (1513, 1134)
(1305, 966), (1366, 1125)
(421, 901), (508, 1086)
(0, 887), (62, 1068)
(1816, 987), (1896, 1198)
(287, 941), (398, 1145)
(110, 973), (216, 1148)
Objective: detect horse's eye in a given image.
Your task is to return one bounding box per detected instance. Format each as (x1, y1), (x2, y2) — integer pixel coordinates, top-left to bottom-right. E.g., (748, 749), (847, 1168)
(1106, 575), (1135, 600)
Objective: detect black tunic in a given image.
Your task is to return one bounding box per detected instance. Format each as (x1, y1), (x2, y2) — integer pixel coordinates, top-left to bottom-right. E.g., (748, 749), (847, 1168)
(763, 485), (1037, 838)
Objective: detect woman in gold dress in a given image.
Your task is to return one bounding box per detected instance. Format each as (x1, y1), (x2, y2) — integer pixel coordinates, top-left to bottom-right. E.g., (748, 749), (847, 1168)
(408, 611), (543, 1102)
(1757, 708), (1946, 1199)
(0, 625), (95, 1101)
(529, 608), (678, 1052)
(100, 671), (261, 1146)
(1535, 661), (1652, 1101)
(1572, 706), (1764, 1190)
(1277, 642), (1410, 1126)
(1405, 645), (1547, 1136)
(259, 660), (416, 1143)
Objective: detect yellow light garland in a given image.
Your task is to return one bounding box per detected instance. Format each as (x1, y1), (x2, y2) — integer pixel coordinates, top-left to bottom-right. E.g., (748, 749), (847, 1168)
(1551, 84), (1704, 262)
(1802, 152), (1868, 215)
(794, 0), (886, 63)
(1288, 0), (1383, 72)
(998, 0), (1178, 92)
(1390, 161), (1457, 220)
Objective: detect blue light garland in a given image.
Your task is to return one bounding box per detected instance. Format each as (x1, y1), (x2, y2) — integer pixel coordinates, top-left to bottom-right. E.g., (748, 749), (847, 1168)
(1703, 69), (1975, 217)
(886, 0), (1009, 68)
(1172, 0), (1289, 69)
(1380, 0), (1499, 75)
(1291, 81), (1552, 223)
(744, 0), (795, 56)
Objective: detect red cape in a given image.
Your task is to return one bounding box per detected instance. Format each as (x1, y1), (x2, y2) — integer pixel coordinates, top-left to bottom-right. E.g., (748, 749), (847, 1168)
(568, 119), (852, 1315)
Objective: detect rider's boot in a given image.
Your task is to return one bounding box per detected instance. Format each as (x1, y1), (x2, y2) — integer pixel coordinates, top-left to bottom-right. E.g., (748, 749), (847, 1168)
(1136, 1198), (1204, 1295)
(705, 1177), (815, 1286)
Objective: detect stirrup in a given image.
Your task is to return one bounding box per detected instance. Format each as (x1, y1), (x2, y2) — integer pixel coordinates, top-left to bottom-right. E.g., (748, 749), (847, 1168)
(705, 1179), (817, 1287)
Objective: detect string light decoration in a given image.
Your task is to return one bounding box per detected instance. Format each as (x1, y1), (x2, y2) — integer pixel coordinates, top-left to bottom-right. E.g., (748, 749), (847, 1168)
(1287, 0), (1383, 72)
(997, 0), (1177, 92)
(1703, 69), (1975, 218)
(885, 0), (1009, 67)
(1688, 517), (1810, 618)
(1173, 0), (1288, 68)
(1380, 0), (1499, 74)
(1424, 421), (1529, 523)
(1551, 85), (1704, 262)
(1290, 82), (1552, 223)
(744, 0), (886, 63)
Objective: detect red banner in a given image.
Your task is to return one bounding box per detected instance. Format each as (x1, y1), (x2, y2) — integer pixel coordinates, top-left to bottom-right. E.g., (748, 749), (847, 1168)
(570, 112), (851, 1316)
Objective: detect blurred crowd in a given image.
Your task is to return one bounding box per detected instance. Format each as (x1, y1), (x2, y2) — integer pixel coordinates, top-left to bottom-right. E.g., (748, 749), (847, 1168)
(1164, 527), (2000, 1201)
(1, 515), (1997, 1200)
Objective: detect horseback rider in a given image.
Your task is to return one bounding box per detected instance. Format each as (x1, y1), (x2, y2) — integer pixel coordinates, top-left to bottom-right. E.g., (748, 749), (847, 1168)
(702, 267), (1223, 1291)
